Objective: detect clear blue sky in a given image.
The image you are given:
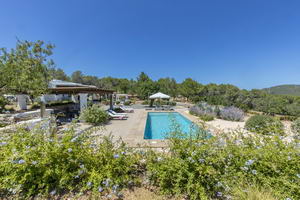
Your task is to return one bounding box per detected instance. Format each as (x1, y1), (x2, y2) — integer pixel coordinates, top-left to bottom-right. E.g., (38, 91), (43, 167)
(1, 0), (300, 89)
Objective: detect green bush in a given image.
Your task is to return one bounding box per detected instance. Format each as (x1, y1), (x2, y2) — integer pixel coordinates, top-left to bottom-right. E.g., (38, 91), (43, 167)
(79, 105), (109, 125)
(146, 129), (300, 200)
(142, 100), (149, 105)
(30, 102), (40, 109)
(245, 115), (284, 135)
(291, 118), (300, 135)
(167, 101), (176, 106)
(279, 115), (298, 121)
(101, 99), (110, 105)
(0, 123), (299, 199)
(0, 127), (140, 198)
(199, 114), (214, 121)
(123, 101), (131, 106)
(0, 95), (8, 112)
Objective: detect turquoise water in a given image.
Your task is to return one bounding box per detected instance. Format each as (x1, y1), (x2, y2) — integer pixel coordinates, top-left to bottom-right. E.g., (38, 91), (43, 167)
(144, 112), (205, 139)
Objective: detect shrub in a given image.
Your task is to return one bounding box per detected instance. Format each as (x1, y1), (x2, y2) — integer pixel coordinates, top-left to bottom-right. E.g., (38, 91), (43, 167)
(101, 99), (110, 105)
(291, 118), (300, 135)
(189, 102), (218, 119)
(160, 100), (176, 106)
(0, 127), (140, 198)
(279, 115), (297, 121)
(0, 95), (8, 112)
(123, 101), (131, 106)
(79, 105), (109, 125)
(142, 100), (149, 105)
(146, 129), (300, 200)
(199, 114), (214, 121)
(219, 106), (245, 121)
(30, 102), (40, 109)
(167, 101), (177, 106)
(245, 115), (284, 135)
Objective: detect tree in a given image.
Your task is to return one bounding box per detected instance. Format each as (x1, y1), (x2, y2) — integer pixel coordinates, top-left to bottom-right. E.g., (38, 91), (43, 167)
(0, 40), (55, 97)
(117, 79), (131, 94)
(82, 75), (99, 86)
(136, 72), (158, 99)
(157, 78), (178, 98)
(137, 72), (151, 82)
(71, 70), (84, 84)
(49, 68), (70, 81)
(179, 78), (202, 101)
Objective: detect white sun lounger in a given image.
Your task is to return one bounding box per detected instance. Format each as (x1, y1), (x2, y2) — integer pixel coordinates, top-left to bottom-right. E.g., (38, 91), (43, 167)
(108, 110), (128, 117)
(107, 112), (127, 120)
(120, 106), (134, 113)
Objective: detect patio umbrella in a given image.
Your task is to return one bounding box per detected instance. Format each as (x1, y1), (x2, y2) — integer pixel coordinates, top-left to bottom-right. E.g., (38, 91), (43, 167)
(149, 92), (170, 107)
(149, 92), (170, 99)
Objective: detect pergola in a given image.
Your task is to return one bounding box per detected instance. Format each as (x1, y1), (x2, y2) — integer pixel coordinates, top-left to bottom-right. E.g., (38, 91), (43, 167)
(48, 86), (114, 111)
(15, 80), (114, 114)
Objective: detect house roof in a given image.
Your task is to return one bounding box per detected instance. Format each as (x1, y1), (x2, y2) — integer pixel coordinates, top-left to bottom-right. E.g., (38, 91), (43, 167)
(49, 79), (96, 88)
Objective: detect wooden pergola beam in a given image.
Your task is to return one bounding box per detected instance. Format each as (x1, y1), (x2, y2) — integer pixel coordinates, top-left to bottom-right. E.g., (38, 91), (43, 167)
(48, 87), (114, 95)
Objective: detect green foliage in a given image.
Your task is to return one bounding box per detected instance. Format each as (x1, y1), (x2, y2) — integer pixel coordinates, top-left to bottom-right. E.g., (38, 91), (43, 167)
(146, 130), (300, 200)
(79, 105), (109, 125)
(278, 115), (297, 121)
(123, 101), (131, 106)
(49, 67), (70, 81)
(142, 100), (150, 105)
(199, 114), (214, 121)
(245, 115), (284, 135)
(0, 122), (299, 199)
(166, 101), (176, 106)
(291, 118), (300, 135)
(71, 70), (84, 84)
(0, 128), (140, 198)
(136, 72), (159, 100)
(157, 78), (178, 98)
(0, 95), (8, 112)
(0, 40), (55, 97)
(179, 78), (203, 101)
(263, 84), (300, 96)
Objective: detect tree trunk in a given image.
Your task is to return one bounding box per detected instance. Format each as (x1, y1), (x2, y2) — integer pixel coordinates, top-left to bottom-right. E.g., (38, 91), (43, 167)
(40, 102), (46, 118)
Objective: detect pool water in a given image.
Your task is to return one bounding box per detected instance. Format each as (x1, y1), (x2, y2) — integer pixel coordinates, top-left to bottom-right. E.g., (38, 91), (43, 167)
(144, 112), (205, 139)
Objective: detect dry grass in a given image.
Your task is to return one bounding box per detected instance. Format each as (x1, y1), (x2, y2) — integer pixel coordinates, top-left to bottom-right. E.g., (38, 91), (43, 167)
(123, 187), (182, 200)
(232, 186), (277, 200)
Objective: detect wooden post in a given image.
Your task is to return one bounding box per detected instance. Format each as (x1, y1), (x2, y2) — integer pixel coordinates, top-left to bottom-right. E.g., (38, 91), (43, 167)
(40, 102), (46, 118)
(109, 94), (113, 110)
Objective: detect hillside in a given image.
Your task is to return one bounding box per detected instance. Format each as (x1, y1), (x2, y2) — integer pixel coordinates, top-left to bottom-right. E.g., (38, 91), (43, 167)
(263, 84), (300, 96)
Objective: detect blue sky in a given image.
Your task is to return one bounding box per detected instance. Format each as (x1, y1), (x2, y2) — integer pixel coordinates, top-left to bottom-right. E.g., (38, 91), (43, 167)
(1, 0), (300, 89)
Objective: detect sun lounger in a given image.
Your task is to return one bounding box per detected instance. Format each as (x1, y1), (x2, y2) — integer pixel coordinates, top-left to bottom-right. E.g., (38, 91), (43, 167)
(108, 110), (128, 117)
(120, 106), (134, 113)
(155, 106), (163, 111)
(107, 112), (127, 120)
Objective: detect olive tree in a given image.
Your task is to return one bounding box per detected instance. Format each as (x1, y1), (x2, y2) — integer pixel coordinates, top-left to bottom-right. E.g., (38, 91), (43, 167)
(0, 40), (55, 114)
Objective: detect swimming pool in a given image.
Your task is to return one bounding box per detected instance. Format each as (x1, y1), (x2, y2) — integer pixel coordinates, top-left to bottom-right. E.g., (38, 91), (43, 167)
(144, 112), (206, 139)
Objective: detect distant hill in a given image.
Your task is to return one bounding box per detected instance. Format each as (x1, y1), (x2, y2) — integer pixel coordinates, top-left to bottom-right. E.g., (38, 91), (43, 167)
(263, 85), (300, 96)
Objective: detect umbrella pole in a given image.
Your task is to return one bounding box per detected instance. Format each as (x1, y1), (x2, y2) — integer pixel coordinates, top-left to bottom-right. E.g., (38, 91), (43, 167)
(150, 99), (154, 107)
